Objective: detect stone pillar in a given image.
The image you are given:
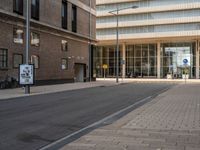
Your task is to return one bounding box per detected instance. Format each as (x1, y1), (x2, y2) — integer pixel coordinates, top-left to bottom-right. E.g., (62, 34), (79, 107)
(122, 43), (126, 78)
(196, 41), (199, 79)
(157, 42), (161, 79)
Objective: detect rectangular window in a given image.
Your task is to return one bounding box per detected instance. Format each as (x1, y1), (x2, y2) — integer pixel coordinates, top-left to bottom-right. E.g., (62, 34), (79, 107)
(72, 4), (77, 32)
(13, 54), (23, 68)
(13, 28), (24, 44)
(62, 1), (68, 29)
(31, 55), (39, 69)
(13, 0), (23, 15)
(61, 40), (68, 51)
(31, 32), (40, 46)
(31, 0), (39, 20)
(0, 49), (8, 69)
(61, 58), (68, 70)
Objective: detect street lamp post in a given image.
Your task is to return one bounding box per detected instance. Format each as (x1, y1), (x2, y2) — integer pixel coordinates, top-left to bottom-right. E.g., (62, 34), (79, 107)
(109, 6), (138, 83)
(89, 0), (92, 82)
(25, 0), (30, 94)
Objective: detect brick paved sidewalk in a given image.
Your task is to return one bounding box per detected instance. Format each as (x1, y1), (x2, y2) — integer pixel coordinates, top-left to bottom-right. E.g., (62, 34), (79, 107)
(60, 84), (200, 150)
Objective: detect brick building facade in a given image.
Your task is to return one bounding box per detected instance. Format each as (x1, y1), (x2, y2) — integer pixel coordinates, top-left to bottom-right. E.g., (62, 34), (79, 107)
(0, 0), (96, 84)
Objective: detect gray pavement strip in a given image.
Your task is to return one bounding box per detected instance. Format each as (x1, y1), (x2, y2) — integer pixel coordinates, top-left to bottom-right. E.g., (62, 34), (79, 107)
(0, 82), (120, 100)
(38, 86), (170, 150)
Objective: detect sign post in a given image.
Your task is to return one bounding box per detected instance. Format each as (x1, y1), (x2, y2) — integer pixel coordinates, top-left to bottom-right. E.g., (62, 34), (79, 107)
(183, 59), (188, 84)
(102, 64), (108, 80)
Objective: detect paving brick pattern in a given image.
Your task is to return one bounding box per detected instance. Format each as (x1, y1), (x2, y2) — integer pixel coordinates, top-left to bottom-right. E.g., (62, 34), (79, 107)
(60, 83), (200, 150)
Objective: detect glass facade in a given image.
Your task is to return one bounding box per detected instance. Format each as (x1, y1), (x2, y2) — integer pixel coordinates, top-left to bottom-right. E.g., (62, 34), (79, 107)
(160, 42), (196, 79)
(126, 44), (157, 77)
(93, 42), (197, 79)
(96, 1), (200, 38)
(95, 0), (200, 79)
(93, 44), (157, 78)
(93, 46), (122, 77)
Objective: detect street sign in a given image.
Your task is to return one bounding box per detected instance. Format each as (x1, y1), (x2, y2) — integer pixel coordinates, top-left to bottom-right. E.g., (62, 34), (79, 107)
(183, 59), (188, 65)
(102, 64), (108, 69)
(19, 64), (34, 85)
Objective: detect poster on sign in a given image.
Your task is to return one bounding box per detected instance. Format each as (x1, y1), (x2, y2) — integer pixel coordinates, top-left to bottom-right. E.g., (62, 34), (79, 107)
(19, 64), (34, 85)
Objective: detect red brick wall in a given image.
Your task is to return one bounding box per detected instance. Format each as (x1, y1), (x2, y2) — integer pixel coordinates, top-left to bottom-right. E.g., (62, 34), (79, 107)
(0, 0), (96, 82)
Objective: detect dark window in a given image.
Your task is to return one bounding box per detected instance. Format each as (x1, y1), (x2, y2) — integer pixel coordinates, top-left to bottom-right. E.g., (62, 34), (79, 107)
(13, 54), (23, 68)
(62, 1), (68, 29)
(13, 28), (24, 44)
(72, 4), (77, 32)
(61, 40), (68, 51)
(61, 58), (68, 70)
(31, 0), (39, 20)
(31, 32), (40, 46)
(0, 49), (8, 69)
(13, 0), (23, 15)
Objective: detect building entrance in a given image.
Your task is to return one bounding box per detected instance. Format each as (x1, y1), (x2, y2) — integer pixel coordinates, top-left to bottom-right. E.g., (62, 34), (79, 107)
(161, 43), (195, 79)
(74, 64), (86, 82)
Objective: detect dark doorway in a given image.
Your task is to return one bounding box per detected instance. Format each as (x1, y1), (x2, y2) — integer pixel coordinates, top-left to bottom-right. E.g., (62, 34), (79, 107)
(74, 63), (86, 82)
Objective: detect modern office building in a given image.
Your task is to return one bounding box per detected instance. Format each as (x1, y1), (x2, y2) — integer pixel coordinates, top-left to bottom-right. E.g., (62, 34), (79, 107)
(94, 0), (200, 79)
(0, 0), (96, 84)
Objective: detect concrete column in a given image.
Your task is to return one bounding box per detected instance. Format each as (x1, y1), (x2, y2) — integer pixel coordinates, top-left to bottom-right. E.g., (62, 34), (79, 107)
(122, 43), (126, 78)
(196, 40), (199, 79)
(100, 47), (103, 77)
(106, 47), (109, 76)
(157, 42), (161, 79)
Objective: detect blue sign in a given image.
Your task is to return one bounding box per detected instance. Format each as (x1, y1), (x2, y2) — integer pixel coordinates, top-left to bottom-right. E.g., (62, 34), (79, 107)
(121, 59), (125, 65)
(183, 59), (188, 64)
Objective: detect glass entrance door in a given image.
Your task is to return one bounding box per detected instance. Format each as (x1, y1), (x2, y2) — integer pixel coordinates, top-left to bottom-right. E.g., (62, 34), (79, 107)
(161, 43), (195, 79)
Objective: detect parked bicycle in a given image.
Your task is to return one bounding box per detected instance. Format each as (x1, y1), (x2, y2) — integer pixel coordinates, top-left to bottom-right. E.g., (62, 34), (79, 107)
(0, 75), (18, 89)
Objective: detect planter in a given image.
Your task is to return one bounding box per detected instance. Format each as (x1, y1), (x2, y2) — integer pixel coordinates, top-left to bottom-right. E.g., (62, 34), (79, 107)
(182, 74), (189, 79)
(167, 74), (172, 79)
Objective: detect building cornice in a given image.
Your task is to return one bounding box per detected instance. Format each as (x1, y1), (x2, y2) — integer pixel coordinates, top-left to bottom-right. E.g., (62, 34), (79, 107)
(96, 0), (140, 5)
(97, 2), (200, 17)
(97, 16), (200, 29)
(97, 30), (200, 42)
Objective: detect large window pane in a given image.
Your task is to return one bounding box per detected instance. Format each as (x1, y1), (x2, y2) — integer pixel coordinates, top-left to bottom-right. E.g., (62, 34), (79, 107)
(72, 4), (77, 32)
(0, 49), (8, 69)
(62, 1), (68, 29)
(13, 0), (23, 15)
(134, 45), (141, 57)
(31, 0), (39, 20)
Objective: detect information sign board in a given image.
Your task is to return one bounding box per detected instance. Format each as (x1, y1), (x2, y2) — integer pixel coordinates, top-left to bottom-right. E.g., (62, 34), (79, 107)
(19, 64), (34, 85)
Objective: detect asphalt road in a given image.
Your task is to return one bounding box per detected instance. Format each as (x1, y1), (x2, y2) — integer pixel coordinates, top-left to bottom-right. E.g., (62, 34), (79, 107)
(0, 82), (174, 150)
